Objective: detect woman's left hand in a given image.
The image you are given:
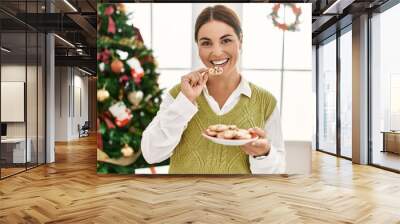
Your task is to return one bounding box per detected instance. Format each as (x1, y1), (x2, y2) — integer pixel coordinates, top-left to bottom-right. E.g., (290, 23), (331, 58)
(240, 127), (271, 157)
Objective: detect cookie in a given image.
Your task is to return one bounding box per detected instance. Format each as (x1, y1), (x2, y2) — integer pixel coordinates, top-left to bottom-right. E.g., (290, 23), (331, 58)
(208, 66), (224, 76)
(209, 124), (219, 131)
(205, 124), (254, 140)
(223, 130), (237, 139)
(205, 128), (218, 137)
(235, 129), (252, 139)
(216, 132), (226, 139)
(228, 125), (238, 130)
(215, 124), (229, 132)
(236, 133), (252, 140)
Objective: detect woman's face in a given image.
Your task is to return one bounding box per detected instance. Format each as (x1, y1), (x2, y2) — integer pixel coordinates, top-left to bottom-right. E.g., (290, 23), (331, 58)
(197, 20), (242, 77)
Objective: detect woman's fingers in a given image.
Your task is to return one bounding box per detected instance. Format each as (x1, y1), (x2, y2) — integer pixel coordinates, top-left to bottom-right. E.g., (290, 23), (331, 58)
(182, 68), (209, 87)
(181, 78), (191, 89)
(249, 127), (266, 138)
(192, 68), (208, 87)
(250, 139), (268, 148)
(194, 72), (202, 86)
(241, 139), (270, 156)
(197, 67), (209, 74)
(200, 72), (208, 86)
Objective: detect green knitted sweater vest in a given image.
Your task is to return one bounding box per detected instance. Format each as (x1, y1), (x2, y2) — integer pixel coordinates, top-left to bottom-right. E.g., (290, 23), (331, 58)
(168, 82), (276, 174)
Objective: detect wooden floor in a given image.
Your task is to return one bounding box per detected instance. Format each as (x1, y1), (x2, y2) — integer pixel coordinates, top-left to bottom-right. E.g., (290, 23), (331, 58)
(0, 167), (26, 178)
(0, 135), (400, 223)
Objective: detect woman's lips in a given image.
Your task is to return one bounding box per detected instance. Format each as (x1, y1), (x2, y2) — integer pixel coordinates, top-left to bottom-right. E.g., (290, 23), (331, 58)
(210, 58), (229, 68)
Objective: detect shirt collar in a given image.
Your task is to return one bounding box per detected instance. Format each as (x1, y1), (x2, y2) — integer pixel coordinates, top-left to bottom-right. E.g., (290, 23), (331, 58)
(203, 76), (252, 98)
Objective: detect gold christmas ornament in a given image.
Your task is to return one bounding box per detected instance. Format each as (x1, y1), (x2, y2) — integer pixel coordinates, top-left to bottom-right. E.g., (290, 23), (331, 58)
(97, 89), (110, 102)
(128, 90), (144, 106)
(121, 144), (134, 157)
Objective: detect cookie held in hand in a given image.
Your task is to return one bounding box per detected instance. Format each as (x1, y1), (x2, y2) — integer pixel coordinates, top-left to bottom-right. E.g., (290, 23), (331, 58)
(223, 130), (237, 139)
(235, 129), (252, 140)
(204, 124), (254, 140)
(205, 128), (218, 137)
(208, 66), (223, 76)
(202, 124), (259, 146)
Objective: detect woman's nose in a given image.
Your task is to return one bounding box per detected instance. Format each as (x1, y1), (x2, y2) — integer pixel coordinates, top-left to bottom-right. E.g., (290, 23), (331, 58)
(212, 44), (224, 56)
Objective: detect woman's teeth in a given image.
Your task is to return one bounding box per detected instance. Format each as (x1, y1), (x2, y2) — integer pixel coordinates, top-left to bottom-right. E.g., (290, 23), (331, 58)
(211, 59), (229, 66)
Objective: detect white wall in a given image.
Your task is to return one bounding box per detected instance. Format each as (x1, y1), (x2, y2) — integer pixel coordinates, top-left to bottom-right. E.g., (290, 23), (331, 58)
(55, 66), (68, 141)
(1, 65), (29, 138)
(72, 72), (89, 138)
(54, 67), (89, 141)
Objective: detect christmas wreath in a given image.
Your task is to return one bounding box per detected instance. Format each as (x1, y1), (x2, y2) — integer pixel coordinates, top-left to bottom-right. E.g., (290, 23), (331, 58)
(269, 3), (302, 32)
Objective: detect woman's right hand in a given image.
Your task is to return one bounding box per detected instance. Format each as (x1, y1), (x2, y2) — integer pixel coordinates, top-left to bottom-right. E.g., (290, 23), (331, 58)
(181, 68), (209, 103)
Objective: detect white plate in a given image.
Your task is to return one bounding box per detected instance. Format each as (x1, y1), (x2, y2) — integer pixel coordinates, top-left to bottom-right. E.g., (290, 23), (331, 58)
(201, 133), (259, 146)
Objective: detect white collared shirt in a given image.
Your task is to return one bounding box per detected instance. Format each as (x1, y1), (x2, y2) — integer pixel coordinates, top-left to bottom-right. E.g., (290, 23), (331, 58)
(141, 77), (286, 174)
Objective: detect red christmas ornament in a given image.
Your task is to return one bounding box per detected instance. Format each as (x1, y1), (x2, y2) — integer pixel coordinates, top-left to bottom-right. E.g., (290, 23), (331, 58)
(111, 59), (124, 74)
(131, 68), (144, 84)
(104, 6), (114, 16)
(115, 116), (131, 127)
(108, 16), (116, 34)
(119, 74), (129, 84)
(98, 49), (111, 63)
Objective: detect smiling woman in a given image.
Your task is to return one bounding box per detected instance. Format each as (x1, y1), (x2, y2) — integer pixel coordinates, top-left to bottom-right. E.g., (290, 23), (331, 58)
(141, 5), (286, 174)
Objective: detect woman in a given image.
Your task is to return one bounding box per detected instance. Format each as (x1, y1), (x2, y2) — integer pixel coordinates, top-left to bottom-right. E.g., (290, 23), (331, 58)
(141, 5), (286, 174)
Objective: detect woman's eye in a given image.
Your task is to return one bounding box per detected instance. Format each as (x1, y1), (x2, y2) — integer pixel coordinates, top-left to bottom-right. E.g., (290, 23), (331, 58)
(222, 39), (232, 44)
(201, 41), (211, 46)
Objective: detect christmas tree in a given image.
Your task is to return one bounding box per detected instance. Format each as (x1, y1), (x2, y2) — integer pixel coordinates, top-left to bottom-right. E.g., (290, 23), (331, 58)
(97, 3), (166, 174)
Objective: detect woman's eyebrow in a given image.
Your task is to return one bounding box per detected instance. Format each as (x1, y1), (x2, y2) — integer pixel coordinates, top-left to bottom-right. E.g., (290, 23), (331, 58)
(199, 37), (211, 41)
(220, 34), (233, 39)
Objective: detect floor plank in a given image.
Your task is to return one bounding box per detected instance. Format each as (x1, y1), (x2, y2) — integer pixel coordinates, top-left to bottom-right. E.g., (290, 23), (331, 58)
(0, 135), (399, 223)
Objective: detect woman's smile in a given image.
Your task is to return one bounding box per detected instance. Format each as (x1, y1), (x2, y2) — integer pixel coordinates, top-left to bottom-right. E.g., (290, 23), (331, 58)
(211, 58), (229, 66)
(210, 58), (230, 71)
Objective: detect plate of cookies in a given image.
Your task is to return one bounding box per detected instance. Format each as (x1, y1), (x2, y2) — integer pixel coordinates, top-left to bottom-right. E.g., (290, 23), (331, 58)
(202, 124), (258, 146)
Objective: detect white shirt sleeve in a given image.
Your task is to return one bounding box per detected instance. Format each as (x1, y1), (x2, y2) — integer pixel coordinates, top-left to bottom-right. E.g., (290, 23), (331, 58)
(141, 92), (198, 164)
(249, 106), (286, 174)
